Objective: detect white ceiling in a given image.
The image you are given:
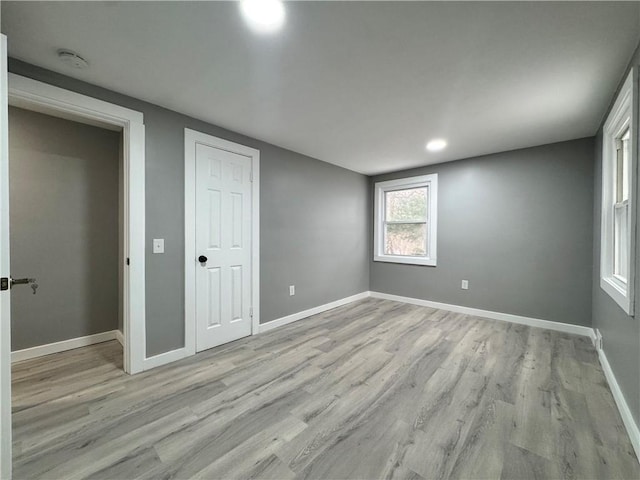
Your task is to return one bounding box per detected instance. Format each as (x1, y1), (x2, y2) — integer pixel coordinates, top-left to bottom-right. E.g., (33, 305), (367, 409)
(2, 2), (639, 175)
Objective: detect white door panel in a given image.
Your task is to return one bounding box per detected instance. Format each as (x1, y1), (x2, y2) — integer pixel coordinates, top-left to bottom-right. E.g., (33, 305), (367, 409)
(195, 143), (252, 352)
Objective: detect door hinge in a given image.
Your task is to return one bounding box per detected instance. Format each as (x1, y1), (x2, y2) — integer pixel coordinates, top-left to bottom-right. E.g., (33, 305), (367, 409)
(250, 307), (253, 318)
(250, 171), (253, 183)
(0, 277), (8, 291)
(126, 258), (130, 266)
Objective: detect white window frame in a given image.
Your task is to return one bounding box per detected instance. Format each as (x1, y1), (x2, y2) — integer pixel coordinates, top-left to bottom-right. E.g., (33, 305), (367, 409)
(601, 69), (637, 315)
(374, 174), (438, 266)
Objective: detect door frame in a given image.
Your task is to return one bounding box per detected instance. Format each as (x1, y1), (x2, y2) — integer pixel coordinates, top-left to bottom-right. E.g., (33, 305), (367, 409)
(7, 73), (147, 375)
(0, 34), (11, 480)
(184, 128), (260, 356)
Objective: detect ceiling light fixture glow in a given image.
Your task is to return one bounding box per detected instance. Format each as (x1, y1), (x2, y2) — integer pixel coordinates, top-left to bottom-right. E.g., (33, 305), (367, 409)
(240, 0), (286, 34)
(426, 139), (447, 152)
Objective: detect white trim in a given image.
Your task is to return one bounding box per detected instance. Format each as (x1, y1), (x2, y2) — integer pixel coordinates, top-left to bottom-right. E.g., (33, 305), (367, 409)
(257, 290), (595, 339)
(184, 130), (196, 357)
(258, 292), (370, 333)
(369, 291), (595, 338)
(8, 74), (143, 126)
(251, 149), (261, 337)
(596, 343), (640, 460)
(115, 330), (124, 347)
(184, 129), (260, 357)
(8, 74), (146, 375)
(11, 330), (119, 363)
(373, 174), (438, 266)
(125, 121), (146, 374)
(600, 69), (637, 315)
(142, 347), (187, 371)
(0, 34), (11, 480)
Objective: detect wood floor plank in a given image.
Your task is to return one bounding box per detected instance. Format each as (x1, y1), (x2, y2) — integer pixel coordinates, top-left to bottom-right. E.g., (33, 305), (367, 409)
(85, 446), (163, 480)
(580, 360), (635, 453)
(11, 298), (639, 479)
(509, 329), (557, 461)
(500, 443), (560, 480)
(403, 369), (490, 479)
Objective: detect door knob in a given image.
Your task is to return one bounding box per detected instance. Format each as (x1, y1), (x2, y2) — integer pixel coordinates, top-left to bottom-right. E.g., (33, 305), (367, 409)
(198, 255), (208, 264)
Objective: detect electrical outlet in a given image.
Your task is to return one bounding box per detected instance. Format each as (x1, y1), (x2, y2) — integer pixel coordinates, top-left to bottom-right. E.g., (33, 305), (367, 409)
(289, 285), (295, 296)
(461, 280), (469, 290)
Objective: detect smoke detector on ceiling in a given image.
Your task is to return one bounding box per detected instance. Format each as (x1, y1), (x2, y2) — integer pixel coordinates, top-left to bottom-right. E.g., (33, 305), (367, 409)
(57, 49), (89, 69)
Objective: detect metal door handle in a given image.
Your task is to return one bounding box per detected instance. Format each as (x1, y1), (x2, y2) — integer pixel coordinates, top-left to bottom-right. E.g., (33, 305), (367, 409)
(11, 277), (36, 287)
(10, 277), (38, 294)
(198, 255), (208, 265)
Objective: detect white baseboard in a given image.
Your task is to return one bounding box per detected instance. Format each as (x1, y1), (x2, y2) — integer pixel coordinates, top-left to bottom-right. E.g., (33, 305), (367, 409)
(258, 292), (370, 333)
(257, 290), (595, 339)
(142, 347), (187, 371)
(370, 291), (595, 339)
(11, 330), (119, 363)
(596, 345), (640, 460)
(115, 330), (124, 347)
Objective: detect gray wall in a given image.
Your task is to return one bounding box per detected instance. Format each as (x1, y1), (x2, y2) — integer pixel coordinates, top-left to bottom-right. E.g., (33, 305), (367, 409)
(7, 60), (371, 357)
(9, 106), (120, 350)
(371, 138), (594, 327)
(592, 42), (640, 426)
(262, 149), (370, 320)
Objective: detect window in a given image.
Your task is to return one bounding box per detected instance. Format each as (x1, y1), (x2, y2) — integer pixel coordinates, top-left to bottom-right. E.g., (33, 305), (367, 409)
(601, 70), (636, 315)
(374, 174), (437, 266)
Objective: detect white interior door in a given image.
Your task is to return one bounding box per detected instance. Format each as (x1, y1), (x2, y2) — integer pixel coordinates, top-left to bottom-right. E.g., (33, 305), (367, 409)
(0, 34), (12, 480)
(195, 143), (253, 352)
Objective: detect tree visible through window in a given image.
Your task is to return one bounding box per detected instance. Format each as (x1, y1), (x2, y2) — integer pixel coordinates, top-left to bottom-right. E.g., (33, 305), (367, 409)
(384, 187), (428, 256)
(374, 174), (438, 266)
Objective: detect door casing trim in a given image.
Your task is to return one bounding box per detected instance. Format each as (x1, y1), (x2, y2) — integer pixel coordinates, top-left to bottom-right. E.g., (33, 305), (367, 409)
(184, 128), (260, 356)
(7, 73), (146, 375)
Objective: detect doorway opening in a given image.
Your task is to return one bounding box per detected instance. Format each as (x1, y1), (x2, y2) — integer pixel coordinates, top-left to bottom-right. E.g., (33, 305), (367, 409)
(1, 72), (146, 477)
(8, 106), (124, 369)
(6, 73), (146, 377)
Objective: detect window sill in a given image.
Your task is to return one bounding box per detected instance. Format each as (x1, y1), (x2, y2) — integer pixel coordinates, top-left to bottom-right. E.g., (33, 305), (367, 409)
(373, 255), (437, 266)
(600, 276), (633, 315)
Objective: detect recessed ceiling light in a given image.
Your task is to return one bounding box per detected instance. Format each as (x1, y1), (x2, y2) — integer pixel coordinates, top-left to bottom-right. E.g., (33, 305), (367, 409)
(57, 49), (89, 69)
(426, 139), (447, 152)
(240, 0), (286, 34)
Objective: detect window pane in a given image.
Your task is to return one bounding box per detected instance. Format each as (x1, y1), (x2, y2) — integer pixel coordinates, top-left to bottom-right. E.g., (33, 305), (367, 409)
(385, 187), (427, 222)
(614, 203), (629, 281)
(622, 129), (630, 201)
(617, 128), (630, 203)
(384, 223), (427, 256)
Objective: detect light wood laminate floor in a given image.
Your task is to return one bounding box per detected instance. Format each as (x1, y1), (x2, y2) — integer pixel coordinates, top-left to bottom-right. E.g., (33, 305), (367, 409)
(11, 298), (640, 479)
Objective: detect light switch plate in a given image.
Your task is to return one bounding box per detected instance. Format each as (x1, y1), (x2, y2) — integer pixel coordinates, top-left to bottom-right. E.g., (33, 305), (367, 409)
(153, 238), (165, 254)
